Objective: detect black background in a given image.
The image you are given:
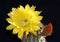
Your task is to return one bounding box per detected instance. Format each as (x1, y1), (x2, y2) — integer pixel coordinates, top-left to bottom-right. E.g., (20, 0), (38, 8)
(0, 0), (60, 42)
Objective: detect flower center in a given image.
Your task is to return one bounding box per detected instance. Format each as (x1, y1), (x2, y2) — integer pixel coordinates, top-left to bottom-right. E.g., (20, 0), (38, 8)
(24, 19), (27, 22)
(21, 19), (29, 27)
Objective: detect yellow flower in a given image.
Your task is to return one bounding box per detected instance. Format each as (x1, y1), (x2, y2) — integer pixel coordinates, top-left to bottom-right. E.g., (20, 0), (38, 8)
(6, 4), (43, 39)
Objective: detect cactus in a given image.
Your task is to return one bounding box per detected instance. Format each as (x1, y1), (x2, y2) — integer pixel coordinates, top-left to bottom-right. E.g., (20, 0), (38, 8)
(21, 30), (46, 42)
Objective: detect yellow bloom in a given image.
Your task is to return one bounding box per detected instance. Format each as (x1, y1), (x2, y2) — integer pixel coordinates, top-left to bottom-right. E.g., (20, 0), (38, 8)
(6, 4), (43, 39)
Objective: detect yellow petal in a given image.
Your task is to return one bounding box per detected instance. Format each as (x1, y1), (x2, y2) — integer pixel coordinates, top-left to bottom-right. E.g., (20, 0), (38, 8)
(18, 31), (24, 39)
(37, 16), (43, 21)
(25, 31), (29, 36)
(19, 5), (24, 11)
(8, 12), (14, 17)
(6, 25), (15, 30)
(12, 8), (16, 11)
(25, 4), (30, 10)
(35, 11), (42, 16)
(6, 18), (13, 24)
(31, 31), (37, 36)
(31, 5), (36, 11)
(38, 22), (43, 26)
(33, 26), (40, 31)
(12, 28), (19, 34)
